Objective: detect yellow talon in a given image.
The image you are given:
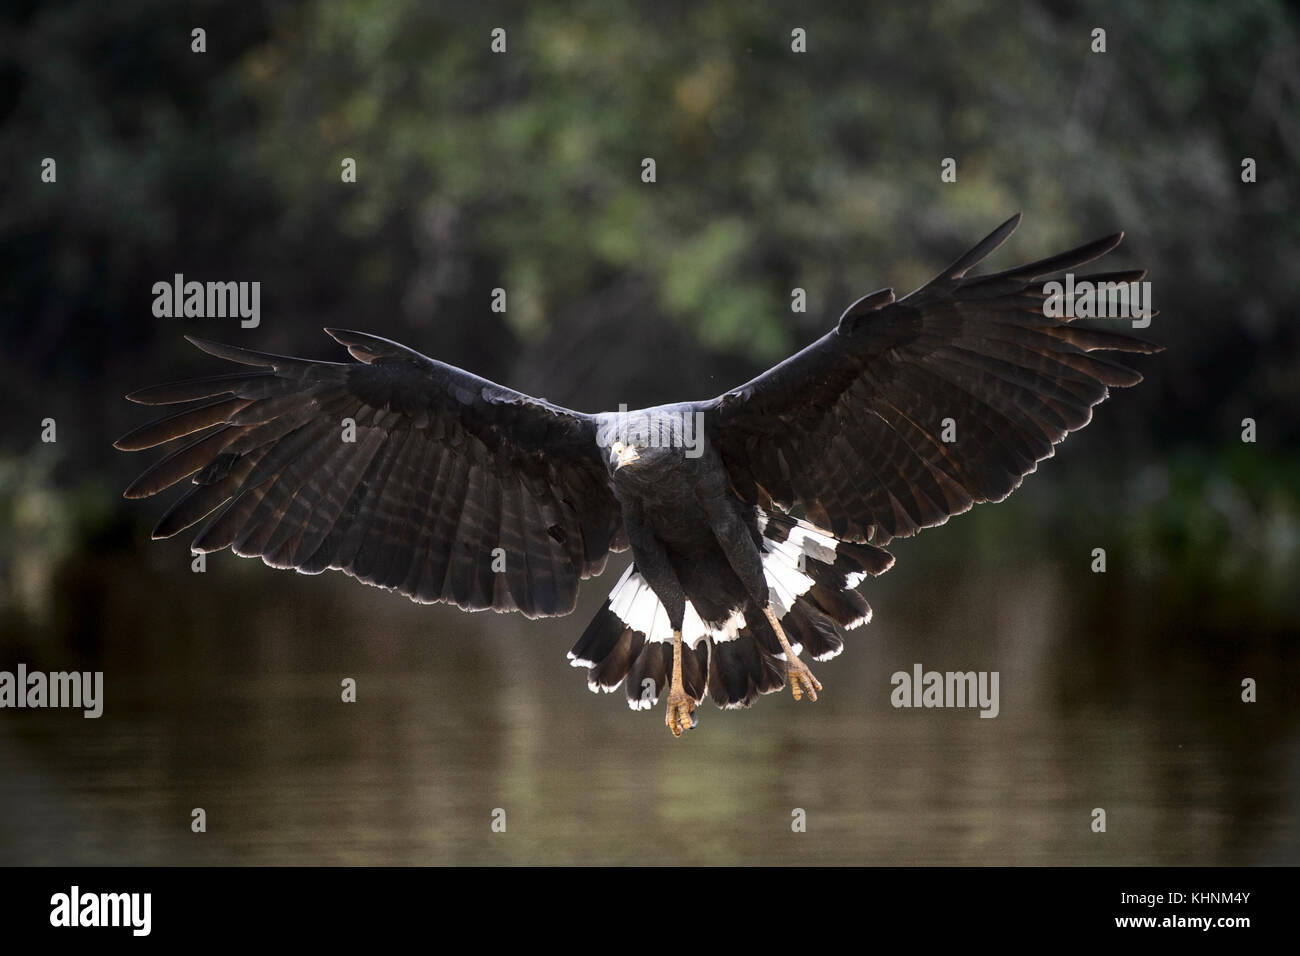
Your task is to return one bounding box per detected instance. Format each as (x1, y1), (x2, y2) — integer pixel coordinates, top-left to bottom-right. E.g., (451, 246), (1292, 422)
(663, 628), (696, 737)
(763, 605), (822, 703)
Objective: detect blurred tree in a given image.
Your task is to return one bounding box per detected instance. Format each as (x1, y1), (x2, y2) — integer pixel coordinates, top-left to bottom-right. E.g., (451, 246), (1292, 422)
(0, 0), (1296, 592)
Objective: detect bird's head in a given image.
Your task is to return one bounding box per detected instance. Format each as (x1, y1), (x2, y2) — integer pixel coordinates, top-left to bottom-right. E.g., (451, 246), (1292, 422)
(607, 440), (642, 471)
(602, 439), (685, 490)
(596, 405), (705, 480)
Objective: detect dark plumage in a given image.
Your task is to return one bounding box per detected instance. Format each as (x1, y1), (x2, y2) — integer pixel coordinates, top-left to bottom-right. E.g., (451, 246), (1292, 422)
(118, 214), (1159, 734)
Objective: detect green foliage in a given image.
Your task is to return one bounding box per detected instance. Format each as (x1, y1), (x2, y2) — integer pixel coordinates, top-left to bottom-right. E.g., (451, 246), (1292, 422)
(0, 0), (1296, 615)
(233, 0), (1298, 370)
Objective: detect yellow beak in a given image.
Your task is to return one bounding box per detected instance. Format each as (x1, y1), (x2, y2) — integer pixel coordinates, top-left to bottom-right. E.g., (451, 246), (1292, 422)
(611, 441), (640, 469)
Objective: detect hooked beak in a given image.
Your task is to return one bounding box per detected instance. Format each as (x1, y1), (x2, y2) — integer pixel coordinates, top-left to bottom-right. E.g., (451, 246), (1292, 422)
(610, 441), (640, 470)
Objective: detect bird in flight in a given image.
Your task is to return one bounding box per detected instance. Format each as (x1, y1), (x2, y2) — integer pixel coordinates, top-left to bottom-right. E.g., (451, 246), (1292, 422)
(117, 214), (1158, 736)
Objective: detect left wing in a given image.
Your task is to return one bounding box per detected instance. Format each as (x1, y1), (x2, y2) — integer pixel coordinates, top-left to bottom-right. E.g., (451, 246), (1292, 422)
(700, 214), (1160, 545)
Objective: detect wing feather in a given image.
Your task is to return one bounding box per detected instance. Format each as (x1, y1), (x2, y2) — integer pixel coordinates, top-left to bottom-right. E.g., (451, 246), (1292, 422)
(703, 215), (1159, 545)
(118, 330), (623, 617)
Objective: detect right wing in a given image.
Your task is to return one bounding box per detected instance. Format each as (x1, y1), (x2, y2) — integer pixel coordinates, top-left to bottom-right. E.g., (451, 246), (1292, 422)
(116, 329), (625, 617)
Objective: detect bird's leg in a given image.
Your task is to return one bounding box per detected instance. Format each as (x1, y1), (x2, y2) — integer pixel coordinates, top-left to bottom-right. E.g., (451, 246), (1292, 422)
(762, 605), (822, 702)
(663, 629), (697, 737)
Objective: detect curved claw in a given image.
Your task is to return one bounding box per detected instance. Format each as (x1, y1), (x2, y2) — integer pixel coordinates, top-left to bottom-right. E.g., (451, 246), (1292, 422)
(664, 692), (697, 737)
(787, 660), (822, 702)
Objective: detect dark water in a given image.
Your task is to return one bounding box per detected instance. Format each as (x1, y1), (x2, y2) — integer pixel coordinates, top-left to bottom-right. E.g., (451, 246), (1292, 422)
(1, 521), (1296, 865)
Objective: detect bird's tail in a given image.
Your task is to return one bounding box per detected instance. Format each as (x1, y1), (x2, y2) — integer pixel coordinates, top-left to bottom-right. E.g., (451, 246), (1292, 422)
(705, 511), (894, 709)
(566, 563), (713, 711)
(567, 510), (894, 712)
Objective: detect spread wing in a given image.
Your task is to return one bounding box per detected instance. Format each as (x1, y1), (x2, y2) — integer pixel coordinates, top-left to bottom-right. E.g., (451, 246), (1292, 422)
(117, 329), (625, 617)
(702, 213), (1161, 545)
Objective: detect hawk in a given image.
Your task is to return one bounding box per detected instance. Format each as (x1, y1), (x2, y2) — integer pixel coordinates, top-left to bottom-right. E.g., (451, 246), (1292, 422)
(117, 214), (1158, 735)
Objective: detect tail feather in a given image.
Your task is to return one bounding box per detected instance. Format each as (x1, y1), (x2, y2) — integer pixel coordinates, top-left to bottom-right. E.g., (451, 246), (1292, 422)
(625, 640), (709, 710)
(567, 587), (628, 672)
(806, 582), (873, 631)
(757, 510), (888, 631)
(570, 509), (896, 711)
(626, 642), (671, 710)
(782, 597), (844, 662)
(569, 563), (713, 705)
(758, 510), (892, 593)
(588, 629), (643, 694)
(707, 630), (785, 709)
